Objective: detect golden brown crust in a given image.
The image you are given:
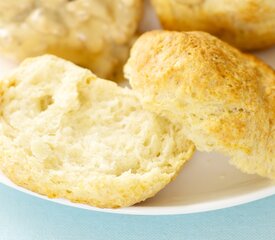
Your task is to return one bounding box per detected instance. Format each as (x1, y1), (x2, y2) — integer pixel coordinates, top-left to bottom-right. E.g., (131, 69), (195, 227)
(151, 0), (275, 50)
(125, 30), (275, 179)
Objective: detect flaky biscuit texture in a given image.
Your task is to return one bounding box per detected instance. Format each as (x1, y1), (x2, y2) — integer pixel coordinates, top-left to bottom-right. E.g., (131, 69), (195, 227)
(0, 55), (195, 208)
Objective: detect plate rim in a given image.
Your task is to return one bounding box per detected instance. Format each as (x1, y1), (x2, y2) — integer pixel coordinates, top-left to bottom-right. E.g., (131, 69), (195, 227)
(1, 175), (274, 215)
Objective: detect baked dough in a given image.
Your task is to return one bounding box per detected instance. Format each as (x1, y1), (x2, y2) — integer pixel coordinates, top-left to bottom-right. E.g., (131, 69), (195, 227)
(0, 0), (142, 80)
(0, 55), (195, 208)
(125, 30), (275, 179)
(151, 0), (275, 50)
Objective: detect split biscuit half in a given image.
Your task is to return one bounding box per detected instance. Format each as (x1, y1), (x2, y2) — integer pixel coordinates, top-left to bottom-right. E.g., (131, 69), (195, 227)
(0, 55), (195, 208)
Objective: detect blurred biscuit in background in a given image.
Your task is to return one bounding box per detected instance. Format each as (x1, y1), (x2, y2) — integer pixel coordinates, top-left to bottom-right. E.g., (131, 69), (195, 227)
(0, 0), (142, 80)
(151, 0), (275, 50)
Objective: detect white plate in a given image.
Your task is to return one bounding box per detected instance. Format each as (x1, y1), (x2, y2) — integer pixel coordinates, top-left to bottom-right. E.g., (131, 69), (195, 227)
(0, 0), (274, 215)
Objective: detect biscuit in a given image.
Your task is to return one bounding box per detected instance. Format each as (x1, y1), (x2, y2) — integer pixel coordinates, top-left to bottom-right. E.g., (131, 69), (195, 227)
(125, 30), (275, 179)
(151, 0), (275, 50)
(0, 0), (142, 80)
(0, 55), (195, 208)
